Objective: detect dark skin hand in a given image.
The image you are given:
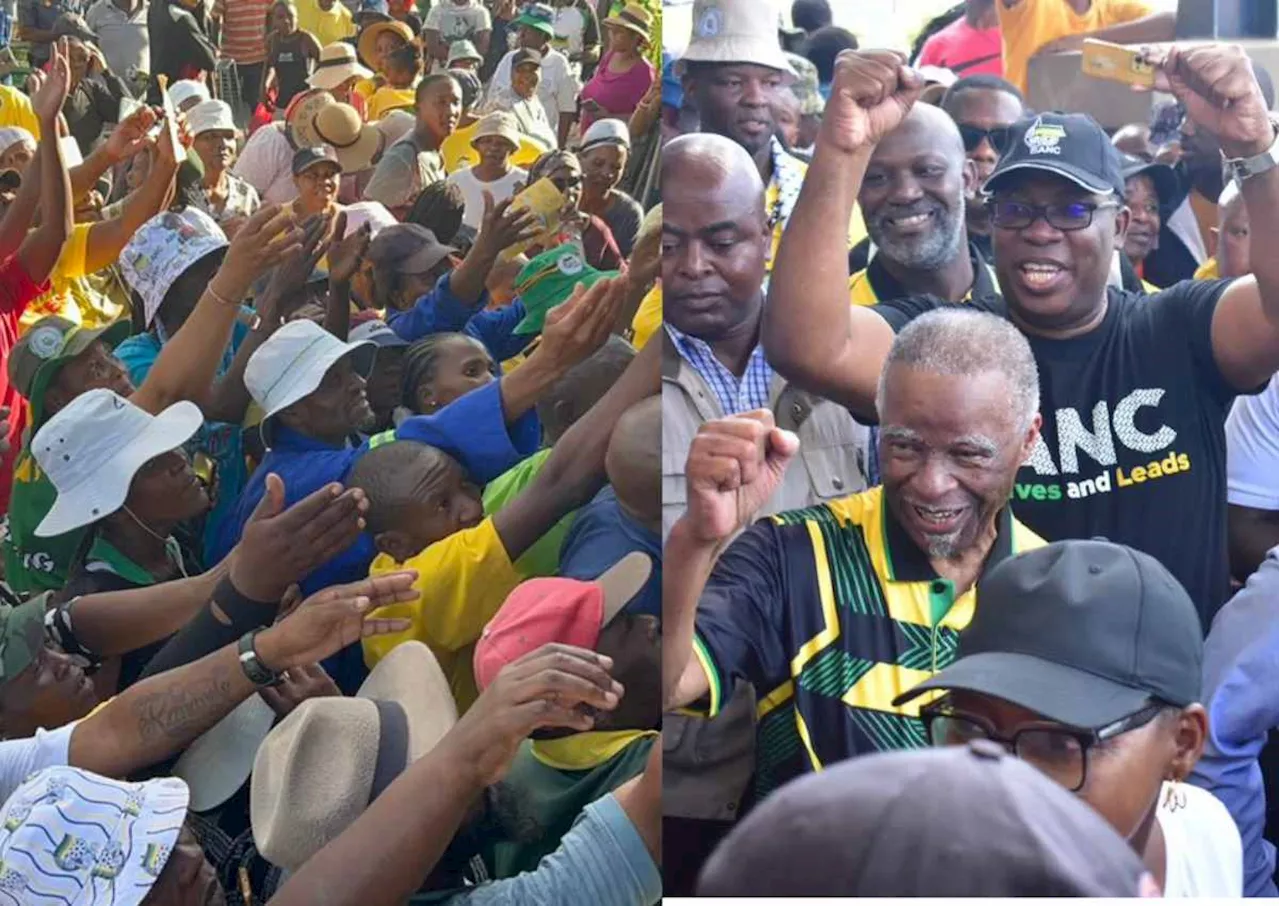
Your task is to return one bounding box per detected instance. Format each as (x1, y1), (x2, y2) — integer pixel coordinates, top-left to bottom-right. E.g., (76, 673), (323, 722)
(259, 662), (342, 718)
(448, 191), (541, 305)
(325, 211), (373, 341)
(268, 643), (623, 906)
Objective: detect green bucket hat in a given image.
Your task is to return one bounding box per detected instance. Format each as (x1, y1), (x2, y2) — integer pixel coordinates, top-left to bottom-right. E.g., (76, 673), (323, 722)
(0, 593), (49, 683)
(513, 245), (616, 336)
(8, 316), (133, 429)
(513, 2), (557, 39)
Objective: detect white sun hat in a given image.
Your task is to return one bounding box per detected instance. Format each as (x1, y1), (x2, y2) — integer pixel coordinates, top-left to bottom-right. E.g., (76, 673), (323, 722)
(172, 696), (277, 813)
(33, 388), (203, 537)
(169, 78), (211, 112)
(245, 319), (374, 421)
(186, 99), (237, 138)
(676, 0), (796, 79)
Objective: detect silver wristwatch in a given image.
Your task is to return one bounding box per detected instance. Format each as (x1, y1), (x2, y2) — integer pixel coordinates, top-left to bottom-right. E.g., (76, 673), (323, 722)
(1223, 121), (1280, 188)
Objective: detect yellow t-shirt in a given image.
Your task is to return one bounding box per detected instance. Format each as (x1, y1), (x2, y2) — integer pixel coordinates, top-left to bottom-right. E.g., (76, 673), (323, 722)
(20, 223), (126, 332)
(363, 516), (523, 712)
(296, 0), (356, 47)
(630, 283), (661, 349)
(367, 85), (418, 121)
(353, 76), (380, 100)
(441, 119), (548, 174)
(997, 0), (1153, 94)
(0, 85), (41, 140)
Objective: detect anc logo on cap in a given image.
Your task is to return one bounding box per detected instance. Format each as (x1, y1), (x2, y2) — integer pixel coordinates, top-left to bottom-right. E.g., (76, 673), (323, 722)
(696, 6), (722, 38)
(26, 325), (66, 361)
(1025, 117), (1067, 156)
(556, 252), (583, 277)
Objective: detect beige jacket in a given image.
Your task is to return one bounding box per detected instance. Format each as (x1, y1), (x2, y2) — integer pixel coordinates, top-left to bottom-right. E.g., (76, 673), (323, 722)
(661, 329), (872, 542)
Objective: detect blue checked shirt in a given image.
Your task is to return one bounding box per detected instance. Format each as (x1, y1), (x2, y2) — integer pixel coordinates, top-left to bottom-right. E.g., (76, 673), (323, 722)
(665, 323), (773, 416)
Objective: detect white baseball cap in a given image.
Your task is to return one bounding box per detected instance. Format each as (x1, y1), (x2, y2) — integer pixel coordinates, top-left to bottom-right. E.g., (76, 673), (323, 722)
(245, 320), (374, 422)
(579, 117), (631, 154)
(343, 200), (398, 238)
(170, 78), (211, 111)
(32, 388), (203, 537)
(187, 99), (237, 138)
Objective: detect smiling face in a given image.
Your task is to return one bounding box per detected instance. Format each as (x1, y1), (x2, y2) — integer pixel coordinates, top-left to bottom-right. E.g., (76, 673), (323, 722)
(861, 108), (972, 272)
(990, 173), (1126, 335)
(686, 63), (787, 159)
(879, 365), (1036, 561)
(580, 143), (626, 193)
(512, 61), (541, 99)
(294, 161), (341, 216)
(0, 645), (100, 737)
(279, 355), (377, 439)
(1121, 173), (1160, 263)
(193, 128), (236, 174)
(417, 77), (462, 142)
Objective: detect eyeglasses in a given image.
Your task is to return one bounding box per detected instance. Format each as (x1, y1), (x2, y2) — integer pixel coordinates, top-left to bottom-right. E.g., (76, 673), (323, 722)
(920, 700), (1167, 792)
(985, 200), (1119, 232)
(957, 124), (1011, 154)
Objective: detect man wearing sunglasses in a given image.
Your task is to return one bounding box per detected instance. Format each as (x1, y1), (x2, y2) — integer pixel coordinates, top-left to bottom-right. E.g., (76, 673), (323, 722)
(767, 45), (1279, 633)
(939, 73), (1025, 263)
(894, 538), (1243, 897)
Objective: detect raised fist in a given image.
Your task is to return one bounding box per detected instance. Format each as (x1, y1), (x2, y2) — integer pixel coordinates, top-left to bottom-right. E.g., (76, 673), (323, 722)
(819, 49), (925, 154)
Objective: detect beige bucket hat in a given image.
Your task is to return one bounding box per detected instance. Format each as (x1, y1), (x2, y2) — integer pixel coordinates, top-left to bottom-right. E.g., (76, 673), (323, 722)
(677, 0), (796, 79)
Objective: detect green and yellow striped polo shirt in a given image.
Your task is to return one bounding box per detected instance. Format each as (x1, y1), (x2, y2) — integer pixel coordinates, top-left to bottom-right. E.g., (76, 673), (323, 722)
(691, 486), (1044, 801)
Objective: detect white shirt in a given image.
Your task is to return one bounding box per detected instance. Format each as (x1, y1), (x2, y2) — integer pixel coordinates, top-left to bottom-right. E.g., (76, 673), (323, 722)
(232, 123), (299, 205)
(85, 0), (150, 78)
(487, 46), (580, 132)
(446, 165), (526, 229)
(0, 724), (74, 805)
(552, 5), (586, 74)
(1225, 374), (1279, 510)
(1157, 780), (1243, 897)
(424, 0), (491, 42)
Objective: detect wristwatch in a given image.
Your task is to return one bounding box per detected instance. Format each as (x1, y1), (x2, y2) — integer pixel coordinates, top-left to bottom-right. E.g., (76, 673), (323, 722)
(237, 629), (284, 687)
(1223, 120), (1280, 188)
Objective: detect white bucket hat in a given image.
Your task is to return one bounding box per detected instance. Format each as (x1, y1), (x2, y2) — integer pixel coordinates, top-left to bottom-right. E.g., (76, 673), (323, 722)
(309, 42), (373, 91)
(343, 200), (398, 238)
(447, 38), (482, 67)
(170, 78), (211, 112)
(0, 766), (189, 906)
(251, 642), (457, 870)
(33, 388), (203, 537)
(186, 98), (237, 138)
(0, 125), (35, 157)
(172, 696), (277, 813)
(119, 207), (229, 327)
(244, 319), (374, 421)
(677, 0), (796, 79)
(579, 117), (631, 154)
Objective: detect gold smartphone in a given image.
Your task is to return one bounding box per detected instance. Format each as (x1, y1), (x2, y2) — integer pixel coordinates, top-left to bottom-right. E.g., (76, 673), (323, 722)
(1081, 39), (1157, 89)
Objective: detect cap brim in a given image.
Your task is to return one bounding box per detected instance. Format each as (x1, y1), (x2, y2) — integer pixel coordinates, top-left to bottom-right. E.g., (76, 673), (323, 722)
(28, 320), (133, 429)
(596, 551), (652, 627)
(513, 269), (611, 335)
(892, 651), (1154, 729)
(35, 400), (204, 537)
(984, 160), (1116, 197)
(172, 696), (277, 812)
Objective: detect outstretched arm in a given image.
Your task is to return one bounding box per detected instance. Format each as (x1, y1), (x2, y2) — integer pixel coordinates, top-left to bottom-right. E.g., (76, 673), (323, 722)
(16, 43), (73, 285)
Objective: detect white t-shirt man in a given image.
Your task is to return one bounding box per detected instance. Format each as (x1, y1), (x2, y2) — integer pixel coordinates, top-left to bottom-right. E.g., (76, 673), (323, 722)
(486, 46), (579, 140)
(446, 166), (527, 229)
(552, 4), (586, 73)
(0, 724), (73, 805)
(1225, 374), (1279, 511)
(232, 122), (299, 205)
(1157, 780), (1243, 897)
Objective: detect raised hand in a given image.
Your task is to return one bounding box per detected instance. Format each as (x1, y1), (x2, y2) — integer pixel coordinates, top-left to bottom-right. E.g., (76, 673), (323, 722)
(328, 209), (372, 285)
(229, 473), (369, 603)
(215, 204), (307, 299)
(684, 410), (800, 545)
(254, 571), (419, 670)
(257, 213), (332, 325)
(821, 49), (924, 154)
(438, 643), (622, 786)
(1142, 44), (1273, 159)
(105, 106), (160, 163)
(476, 191), (542, 255)
(32, 40), (71, 123)
(535, 274), (628, 371)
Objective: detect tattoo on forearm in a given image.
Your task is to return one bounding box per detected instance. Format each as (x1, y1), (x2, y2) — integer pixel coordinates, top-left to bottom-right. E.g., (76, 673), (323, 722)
(131, 666), (237, 742)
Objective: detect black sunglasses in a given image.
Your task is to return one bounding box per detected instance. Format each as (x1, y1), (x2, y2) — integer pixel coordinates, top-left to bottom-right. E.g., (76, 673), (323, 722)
(957, 123), (1011, 154)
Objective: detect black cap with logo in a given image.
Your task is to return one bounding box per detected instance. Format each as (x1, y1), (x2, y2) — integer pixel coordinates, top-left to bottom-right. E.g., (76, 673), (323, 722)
(894, 539), (1202, 728)
(985, 112), (1126, 198)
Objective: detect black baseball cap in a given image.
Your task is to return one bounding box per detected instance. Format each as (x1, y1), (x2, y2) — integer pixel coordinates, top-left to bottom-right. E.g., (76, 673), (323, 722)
(292, 145), (341, 177)
(894, 539), (1203, 728)
(698, 741), (1152, 897)
(985, 112), (1126, 198)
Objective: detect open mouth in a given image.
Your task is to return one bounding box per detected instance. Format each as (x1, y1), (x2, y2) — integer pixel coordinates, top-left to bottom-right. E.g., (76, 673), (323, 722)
(910, 503), (968, 533)
(1015, 260), (1070, 293)
(880, 208), (939, 236)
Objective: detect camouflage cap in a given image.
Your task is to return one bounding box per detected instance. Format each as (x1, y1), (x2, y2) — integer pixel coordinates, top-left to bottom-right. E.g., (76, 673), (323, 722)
(0, 594), (49, 683)
(785, 52), (824, 117)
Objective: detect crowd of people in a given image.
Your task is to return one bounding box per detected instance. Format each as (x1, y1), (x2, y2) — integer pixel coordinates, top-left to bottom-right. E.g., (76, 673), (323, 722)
(0, 0), (664, 903)
(660, 0), (1277, 899)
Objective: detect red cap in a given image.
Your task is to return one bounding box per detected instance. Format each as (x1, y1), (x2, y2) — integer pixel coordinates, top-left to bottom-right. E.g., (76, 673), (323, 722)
(472, 552), (651, 692)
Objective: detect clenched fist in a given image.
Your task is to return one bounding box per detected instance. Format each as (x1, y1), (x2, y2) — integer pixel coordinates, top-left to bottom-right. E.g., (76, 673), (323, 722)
(819, 49), (925, 154)
(683, 410), (799, 545)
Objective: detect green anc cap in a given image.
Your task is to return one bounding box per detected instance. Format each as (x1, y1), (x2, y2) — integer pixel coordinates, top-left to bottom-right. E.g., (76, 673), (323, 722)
(8, 317), (132, 429)
(0, 593), (49, 683)
(513, 245), (616, 336)
(784, 52), (824, 117)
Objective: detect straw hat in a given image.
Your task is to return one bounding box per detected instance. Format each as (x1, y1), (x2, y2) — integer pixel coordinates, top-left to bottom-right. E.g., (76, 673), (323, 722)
(469, 111), (523, 152)
(312, 101), (382, 172)
(677, 0), (796, 78)
(602, 3), (653, 44)
(287, 89), (337, 149)
(358, 19), (414, 72)
(309, 42), (374, 91)
(251, 642), (457, 871)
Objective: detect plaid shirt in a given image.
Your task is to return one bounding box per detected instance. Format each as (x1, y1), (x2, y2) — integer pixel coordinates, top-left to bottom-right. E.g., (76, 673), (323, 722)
(665, 322), (773, 416)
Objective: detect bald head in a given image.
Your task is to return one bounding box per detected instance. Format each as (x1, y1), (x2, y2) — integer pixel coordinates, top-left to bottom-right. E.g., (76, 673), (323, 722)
(607, 396), (661, 527)
(663, 133), (766, 217)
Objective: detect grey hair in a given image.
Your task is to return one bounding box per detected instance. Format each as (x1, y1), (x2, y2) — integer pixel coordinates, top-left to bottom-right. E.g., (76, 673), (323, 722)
(875, 308), (1040, 432)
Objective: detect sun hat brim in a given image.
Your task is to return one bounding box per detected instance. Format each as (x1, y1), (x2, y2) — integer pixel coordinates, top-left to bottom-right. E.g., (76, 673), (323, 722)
(259, 338), (375, 422)
(27, 320), (132, 430)
(357, 20), (414, 73)
(172, 696), (277, 813)
(35, 400), (204, 538)
(602, 15), (651, 42)
(676, 40), (797, 81)
(309, 61), (374, 90)
(357, 641), (458, 762)
(322, 124), (383, 173)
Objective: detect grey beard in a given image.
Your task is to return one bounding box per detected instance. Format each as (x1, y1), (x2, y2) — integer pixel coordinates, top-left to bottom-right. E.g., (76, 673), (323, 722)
(925, 532), (963, 560)
(870, 203), (967, 272)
